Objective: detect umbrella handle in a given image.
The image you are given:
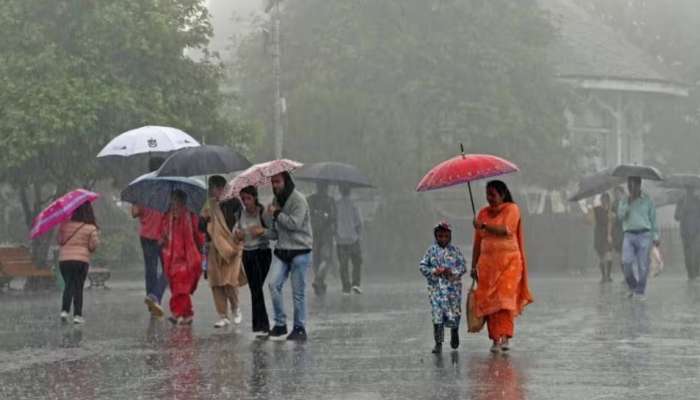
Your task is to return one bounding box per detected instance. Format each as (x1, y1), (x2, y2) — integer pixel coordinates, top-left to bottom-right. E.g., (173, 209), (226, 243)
(467, 181), (476, 216)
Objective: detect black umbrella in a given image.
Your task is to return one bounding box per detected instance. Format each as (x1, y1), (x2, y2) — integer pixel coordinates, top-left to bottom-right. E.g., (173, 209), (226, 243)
(295, 162), (374, 188)
(611, 164), (664, 181)
(568, 168), (625, 202)
(660, 173), (700, 189)
(156, 145), (252, 177)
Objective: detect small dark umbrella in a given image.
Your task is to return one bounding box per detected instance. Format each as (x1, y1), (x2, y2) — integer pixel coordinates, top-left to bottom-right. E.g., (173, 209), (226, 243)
(156, 145), (251, 177)
(568, 168), (625, 202)
(295, 162), (374, 188)
(660, 173), (700, 189)
(121, 172), (207, 213)
(611, 164), (664, 181)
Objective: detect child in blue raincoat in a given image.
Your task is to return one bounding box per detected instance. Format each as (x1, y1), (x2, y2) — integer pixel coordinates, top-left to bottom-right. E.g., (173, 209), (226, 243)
(419, 221), (466, 354)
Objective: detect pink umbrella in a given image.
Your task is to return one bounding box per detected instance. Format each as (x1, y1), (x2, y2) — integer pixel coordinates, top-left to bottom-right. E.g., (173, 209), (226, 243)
(416, 146), (518, 215)
(29, 189), (100, 239)
(223, 159), (303, 200)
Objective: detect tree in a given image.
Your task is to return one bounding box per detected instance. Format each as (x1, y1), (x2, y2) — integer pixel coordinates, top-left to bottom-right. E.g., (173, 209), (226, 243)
(233, 0), (571, 190)
(0, 0), (258, 268)
(233, 0), (571, 268)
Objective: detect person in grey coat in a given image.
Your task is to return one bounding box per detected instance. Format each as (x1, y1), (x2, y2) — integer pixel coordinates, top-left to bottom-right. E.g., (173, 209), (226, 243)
(265, 171), (314, 341)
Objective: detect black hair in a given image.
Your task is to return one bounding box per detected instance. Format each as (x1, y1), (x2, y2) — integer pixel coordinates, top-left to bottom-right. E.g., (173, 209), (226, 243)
(72, 202), (98, 227)
(274, 171), (296, 208)
(339, 185), (351, 197)
(148, 157), (165, 172)
(208, 175), (227, 189)
(239, 185), (266, 228)
(172, 189), (188, 204)
(486, 180), (514, 203)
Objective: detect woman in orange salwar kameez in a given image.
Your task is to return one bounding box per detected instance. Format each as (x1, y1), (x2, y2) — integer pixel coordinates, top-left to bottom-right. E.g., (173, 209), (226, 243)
(472, 180), (533, 353)
(161, 190), (205, 325)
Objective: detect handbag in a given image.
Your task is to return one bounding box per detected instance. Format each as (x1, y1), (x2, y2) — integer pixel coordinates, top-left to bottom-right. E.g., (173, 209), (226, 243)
(466, 279), (485, 333)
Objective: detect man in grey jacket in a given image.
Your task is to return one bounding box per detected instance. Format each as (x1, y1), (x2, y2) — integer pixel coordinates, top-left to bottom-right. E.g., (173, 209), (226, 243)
(266, 171), (314, 341)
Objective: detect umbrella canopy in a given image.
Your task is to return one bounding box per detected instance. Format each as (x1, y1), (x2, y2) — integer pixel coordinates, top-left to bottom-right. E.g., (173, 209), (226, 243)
(223, 159), (303, 200)
(156, 145), (252, 177)
(97, 126), (200, 158)
(295, 162), (373, 188)
(30, 189), (100, 239)
(611, 164), (664, 181)
(568, 169), (625, 202)
(660, 173), (700, 189)
(121, 172), (206, 213)
(416, 154), (519, 193)
(416, 152), (519, 215)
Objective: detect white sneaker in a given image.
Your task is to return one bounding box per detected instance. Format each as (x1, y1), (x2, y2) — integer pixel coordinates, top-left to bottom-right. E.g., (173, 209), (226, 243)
(352, 286), (363, 294)
(233, 309), (243, 324)
(60, 311), (69, 321)
(214, 318), (231, 328)
(73, 316), (85, 325)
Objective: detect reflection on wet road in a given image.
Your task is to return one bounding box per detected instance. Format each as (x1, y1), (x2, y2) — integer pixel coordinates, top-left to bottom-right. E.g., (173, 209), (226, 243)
(1, 276), (700, 399)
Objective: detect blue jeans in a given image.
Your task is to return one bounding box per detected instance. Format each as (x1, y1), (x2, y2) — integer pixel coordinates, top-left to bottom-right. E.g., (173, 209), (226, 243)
(141, 238), (168, 303)
(622, 231), (653, 295)
(268, 252), (312, 329)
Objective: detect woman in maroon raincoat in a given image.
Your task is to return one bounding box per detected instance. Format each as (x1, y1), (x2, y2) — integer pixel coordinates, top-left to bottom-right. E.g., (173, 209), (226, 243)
(160, 190), (205, 325)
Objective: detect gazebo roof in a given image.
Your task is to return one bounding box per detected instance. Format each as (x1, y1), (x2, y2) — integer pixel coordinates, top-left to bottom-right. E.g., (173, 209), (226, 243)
(539, 0), (688, 96)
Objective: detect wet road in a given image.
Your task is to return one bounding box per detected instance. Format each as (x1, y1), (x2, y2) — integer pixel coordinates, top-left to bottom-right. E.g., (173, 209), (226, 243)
(1, 275), (700, 399)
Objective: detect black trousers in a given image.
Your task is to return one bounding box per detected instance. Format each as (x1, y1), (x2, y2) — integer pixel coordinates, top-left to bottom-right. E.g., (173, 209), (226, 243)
(242, 249), (272, 332)
(337, 241), (362, 292)
(60, 261), (89, 316)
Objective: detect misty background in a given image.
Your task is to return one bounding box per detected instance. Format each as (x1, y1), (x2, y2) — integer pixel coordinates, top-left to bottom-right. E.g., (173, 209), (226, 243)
(2, 0), (699, 281)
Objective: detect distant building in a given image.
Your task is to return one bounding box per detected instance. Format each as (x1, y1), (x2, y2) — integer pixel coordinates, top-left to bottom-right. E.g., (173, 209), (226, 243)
(540, 0), (688, 174)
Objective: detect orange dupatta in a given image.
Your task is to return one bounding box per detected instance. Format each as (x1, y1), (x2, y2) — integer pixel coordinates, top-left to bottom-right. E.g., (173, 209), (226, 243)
(473, 203), (533, 317)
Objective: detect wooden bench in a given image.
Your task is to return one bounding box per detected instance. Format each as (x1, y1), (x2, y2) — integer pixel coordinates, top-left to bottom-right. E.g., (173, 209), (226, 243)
(0, 246), (54, 290)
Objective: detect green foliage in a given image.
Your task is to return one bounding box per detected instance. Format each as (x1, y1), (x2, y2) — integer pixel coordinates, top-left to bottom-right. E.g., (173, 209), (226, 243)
(234, 0), (572, 189)
(0, 0), (257, 228)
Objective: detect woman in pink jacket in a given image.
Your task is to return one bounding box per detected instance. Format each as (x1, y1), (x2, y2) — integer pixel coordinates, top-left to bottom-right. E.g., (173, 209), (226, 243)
(58, 203), (100, 324)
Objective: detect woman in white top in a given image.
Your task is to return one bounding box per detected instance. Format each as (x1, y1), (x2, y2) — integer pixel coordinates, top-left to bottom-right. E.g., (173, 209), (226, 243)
(236, 185), (273, 335)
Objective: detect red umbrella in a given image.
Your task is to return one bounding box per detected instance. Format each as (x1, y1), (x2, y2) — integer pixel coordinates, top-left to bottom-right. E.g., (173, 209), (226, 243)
(416, 148), (519, 215)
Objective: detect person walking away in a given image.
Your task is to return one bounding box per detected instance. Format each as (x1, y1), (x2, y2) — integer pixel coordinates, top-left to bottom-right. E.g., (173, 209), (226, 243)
(307, 183), (336, 296)
(588, 193), (613, 282)
(419, 221), (466, 354)
(237, 185), (273, 336)
(58, 202), (100, 324)
(336, 185), (364, 295)
(617, 177), (658, 300)
(132, 157), (167, 318)
(202, 176), (247, 328)
(472, 180), (533, 353)
(674, 187), (700, 281)
(160, 190), (205, 325)
(610, 187), (626, 276)
(265, 172), (314, 341)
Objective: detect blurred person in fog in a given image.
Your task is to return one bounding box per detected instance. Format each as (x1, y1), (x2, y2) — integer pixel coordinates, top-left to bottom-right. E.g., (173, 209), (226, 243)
(617, 177), (658, 300)
(419, 221), (466, 354)
(160, 190), (205, 325)
(307, 182), (336, 296)
(588, 193), (613, 283)
(674, 187), (700, 280)
(472, 180), (533, 353)
(611, 186), (626, 275)
(336, 184), (364, 295)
